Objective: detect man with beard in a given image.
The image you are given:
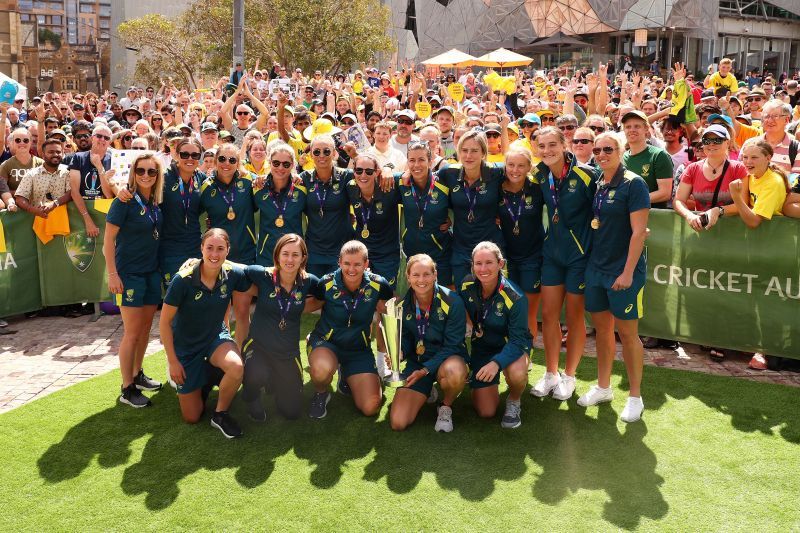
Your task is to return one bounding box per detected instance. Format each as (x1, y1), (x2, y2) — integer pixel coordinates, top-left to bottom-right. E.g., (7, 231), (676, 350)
(13, 138), (71, 216)
(390, 109), (418, 156)
(63, 120), (94, 166)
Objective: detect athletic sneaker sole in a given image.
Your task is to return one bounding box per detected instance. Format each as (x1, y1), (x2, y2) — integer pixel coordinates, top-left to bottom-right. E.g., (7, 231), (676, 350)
(211, 419), (242, 439)
(118, 395), (151, 408)
(501, 420), (521, 429)
(529, 384), (558, 397)
(134, 383), (163, 392)
(309, 394), (331, 419)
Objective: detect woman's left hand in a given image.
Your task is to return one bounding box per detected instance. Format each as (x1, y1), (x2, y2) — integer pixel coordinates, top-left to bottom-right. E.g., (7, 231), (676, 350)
(704, 207), (721, 228)
(405, 369), (428, 387)
(612, 271), (633, 291)
(475, 361), (500, 382)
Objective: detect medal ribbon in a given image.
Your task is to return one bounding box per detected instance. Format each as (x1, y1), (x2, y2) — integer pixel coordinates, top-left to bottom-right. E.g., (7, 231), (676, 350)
(215, 176), (237, 213)
(177, 174), (195, 224)
(342, 285), (365, 326)
(313, 176), (330, 215)
(593, 185), (611, 223)
(475, 279), (504, 332)
(547, 163), (569, 218)
(359, 196), (373, 231)
(462, 176), (480, 219)
(270, 179), (294, 219)
(415, 298), (432, 342)
(502, 189), (524, 231)
(134, 192), (159, 233)
(272, 270), (298, 326)
(410, 173), (436, 225)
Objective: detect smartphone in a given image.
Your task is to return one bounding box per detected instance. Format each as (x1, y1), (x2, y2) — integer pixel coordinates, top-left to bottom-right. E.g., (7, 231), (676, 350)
(700, 213), (709, 227)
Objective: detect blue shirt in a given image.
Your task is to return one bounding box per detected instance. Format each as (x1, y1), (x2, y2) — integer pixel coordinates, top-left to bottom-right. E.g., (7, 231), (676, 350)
(245, 266), (319, 358)
(301, 168), (354, 265)
(459, 274), (532, 370)
(498, 177), (545, 262)
(160, 166), (203, 263)
(199, 172), (257, 264)
(310, 269), (393, 353)
(106, 196), (162, 275)
(346, 179), (402, 263)
(398, 173), (453, 260)
(587, 165), (650, 283)
(163, 261), (251, 357)
(68, 151), (111, 200)
(253, 176), (308, 266)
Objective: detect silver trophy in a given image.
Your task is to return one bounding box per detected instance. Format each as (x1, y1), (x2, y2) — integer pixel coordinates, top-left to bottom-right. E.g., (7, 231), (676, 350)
(379, 297), (406, 387)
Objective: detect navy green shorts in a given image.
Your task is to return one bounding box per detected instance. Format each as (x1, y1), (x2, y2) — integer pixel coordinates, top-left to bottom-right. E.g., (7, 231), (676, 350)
(468, 353), (501, 389)
(541, 255), (587, 295)
(585, 272), (646, 320)
(368, 259), (400, 291)
(307, 261), (338, 278)
(506, 259), (542, 294)
(451, 254), (473, 288)
(175, 330), (236, 394)
(308, 338), (378, 379)
(400, 361), (437, 396)
(159, 254), (199, 285)
(116, 271), (162, 307)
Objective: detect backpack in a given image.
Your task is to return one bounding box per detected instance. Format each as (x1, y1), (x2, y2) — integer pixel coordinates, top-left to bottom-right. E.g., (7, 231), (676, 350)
(789, 139), (799, 168)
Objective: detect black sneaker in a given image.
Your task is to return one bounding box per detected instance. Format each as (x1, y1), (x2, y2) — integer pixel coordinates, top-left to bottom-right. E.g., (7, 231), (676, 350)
(641, 336), (660, 349)
(211, 411), (243, 438)
(134, 369), (162, 392)
(247, 398), (267, 422)
(309, 391), (331, 419)
(119, 384), (152, 408)
(336, 368), (351, 396)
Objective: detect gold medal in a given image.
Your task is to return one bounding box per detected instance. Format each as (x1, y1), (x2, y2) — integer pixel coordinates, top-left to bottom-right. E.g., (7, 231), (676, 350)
(552, 212), (559, 224)
(279, 318), (287, 331)
(361, 228), (370, 239)
(275, 216), (285, 228)
(227, 207), (236, 221)
(513, 223), (520, 236)
(474, 326), (483, 338)
(416, 341), (425, 355)
(467, 211), (475, 223)
(591, 218), (600, 230)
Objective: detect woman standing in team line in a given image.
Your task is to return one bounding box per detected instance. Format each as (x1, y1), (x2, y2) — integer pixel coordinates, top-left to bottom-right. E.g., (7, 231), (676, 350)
(459, 242), (532, 429)
(436, 130), (505, 286)
(240, 234), (320, 422)
(531, 126), (598, 402)
(199, 142), (257, 346)
(390, 254), (468, 433)
(300, 135), (354, 277)
(579, 133), (649, 422)
(499, 148), (545, 343)
(253, 142), (307, 266)
(104, 153), (165, 408)
(306, 241), (393, 419)
(160, 229), (252, 438)
(398, 140), (454, 286)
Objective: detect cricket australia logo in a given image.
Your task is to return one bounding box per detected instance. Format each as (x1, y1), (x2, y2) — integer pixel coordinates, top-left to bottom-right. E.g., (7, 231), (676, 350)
(64, 232), (96, 273)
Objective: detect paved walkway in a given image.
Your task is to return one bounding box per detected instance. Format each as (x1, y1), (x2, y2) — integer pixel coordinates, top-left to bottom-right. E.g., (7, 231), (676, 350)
(1, 312), (798, 413)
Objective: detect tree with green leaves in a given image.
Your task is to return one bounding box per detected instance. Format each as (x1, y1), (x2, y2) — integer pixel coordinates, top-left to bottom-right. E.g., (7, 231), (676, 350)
(118, 0), (394, 88)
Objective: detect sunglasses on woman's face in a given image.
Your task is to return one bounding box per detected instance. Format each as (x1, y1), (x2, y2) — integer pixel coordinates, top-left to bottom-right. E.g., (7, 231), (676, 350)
(354, 167), (376, 176)
(342, 120), (355, 126)
(123, 135), (133, 142)
(312, 148), (332, 157)
(521, 122), (537, 129)
(541, 116), (555, 122)
(217, 155), (238, 164)
(485, 132), (501, 139)
(13, 138), (30, 144)
(134, 167), (158, 177)
(588, 126), (605, 133)
(236, 111), (250, 116)
(179, 151), (202, 160)
(558, 124), (576, 131)
(271, 160), (292, 169)
(592, 146), (616, 155)
(572, 138), (593, 145)
(152, 117), (162, 121)
(131, 146), (147, 151)
(702, 137), (725, 145)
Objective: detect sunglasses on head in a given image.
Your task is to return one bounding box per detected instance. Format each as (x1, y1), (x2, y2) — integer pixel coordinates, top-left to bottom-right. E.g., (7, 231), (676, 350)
(396, 118), (414, 125)
(572, 138), (592, 145)
(14, 138), (30, 144)
(592, 146), (616, 155)
(236, 111), (250, 116)
(312, 148), (333, 157)
(354, 167), (376, 176)
(94, 134), (111, 141)
(134, 167), (158, 177)
(271, 159), (292, 169)
(559, 124), (576, 131)
(217, 155), (238, 164)
(702, 137), (725, 145)
(179, 151), (202, 160)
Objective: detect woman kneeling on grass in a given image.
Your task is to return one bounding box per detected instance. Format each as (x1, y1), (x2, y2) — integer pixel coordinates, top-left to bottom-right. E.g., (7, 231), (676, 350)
(159, 229), (252, 438)
(390, 254), (469, 433)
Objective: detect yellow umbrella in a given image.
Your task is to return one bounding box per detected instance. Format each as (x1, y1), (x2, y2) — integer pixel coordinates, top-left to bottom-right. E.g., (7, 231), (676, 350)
(421, 49), (477, 68)
(472, 48), (533, 68)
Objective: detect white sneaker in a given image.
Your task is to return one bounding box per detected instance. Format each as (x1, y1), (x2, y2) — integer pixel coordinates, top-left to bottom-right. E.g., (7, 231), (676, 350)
(530, 371), (560, 397)
(551, 373), (576, 401)
(426, 385), (439, 404)
(620, 396), (644, 423)
(577, 385), (614, 407)
(434, 404), (453, 433)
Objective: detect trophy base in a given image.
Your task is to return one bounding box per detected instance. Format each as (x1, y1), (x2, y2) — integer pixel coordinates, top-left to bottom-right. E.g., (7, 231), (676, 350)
(385, 378), (407, 388)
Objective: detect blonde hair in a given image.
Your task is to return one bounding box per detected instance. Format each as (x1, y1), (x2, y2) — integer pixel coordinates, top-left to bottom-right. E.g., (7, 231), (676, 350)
(595, 131), (625, 152)
(405, 254), (437, 277)
(457, 129), (488, 158)
(339, 240), (368, 261)
(504, 148), (533, 168)
(573, 127), (596, 142)
(741, 138), (790, 191)
(267, 140), (299, 177)
(535, 125), (566, 147)
(127, 153), (164, 204)
(471, 241), (505, 264)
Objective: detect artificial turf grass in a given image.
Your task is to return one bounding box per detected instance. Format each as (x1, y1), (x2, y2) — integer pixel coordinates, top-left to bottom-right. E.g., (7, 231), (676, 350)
(2, 326), (799, 531)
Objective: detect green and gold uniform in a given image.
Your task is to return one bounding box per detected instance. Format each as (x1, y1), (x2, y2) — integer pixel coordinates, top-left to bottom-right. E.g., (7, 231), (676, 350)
(623, 145), (673, 209)
(253, 176), (307, 266)
(301, 168), (354, 277)
(199, 171), (257, 264)
(159, 167), (204, 283)
(498, 176), (545, 293)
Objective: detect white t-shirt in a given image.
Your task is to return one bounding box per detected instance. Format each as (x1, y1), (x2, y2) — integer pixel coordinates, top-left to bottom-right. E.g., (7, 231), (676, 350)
(389, 135), (419, 157)
(365, 144), (407, 171)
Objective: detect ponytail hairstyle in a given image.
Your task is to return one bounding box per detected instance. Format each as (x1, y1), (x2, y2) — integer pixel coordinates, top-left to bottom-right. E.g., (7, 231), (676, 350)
(741, 138), (790, 192)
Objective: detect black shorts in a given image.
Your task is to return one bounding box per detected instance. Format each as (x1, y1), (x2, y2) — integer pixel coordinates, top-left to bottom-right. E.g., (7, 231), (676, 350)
(242, 338), (304, 419)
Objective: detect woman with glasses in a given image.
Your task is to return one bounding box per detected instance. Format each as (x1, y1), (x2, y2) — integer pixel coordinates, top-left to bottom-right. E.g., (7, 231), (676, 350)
(399, 140), (454, 286)
(104, 153), (165, 409)
(114, 129), (135, 150)
(556, 114), (579, 144)
(300, 134), (355, 277)
(579, 132), (650, 423)
(571, 127), (596, 166)
(583, 115), (607, 136)
(149, 113), (164, 136)
(253, 142), (306, 267)
(438, 130), (505, 286)
(531, 126), (598, 402)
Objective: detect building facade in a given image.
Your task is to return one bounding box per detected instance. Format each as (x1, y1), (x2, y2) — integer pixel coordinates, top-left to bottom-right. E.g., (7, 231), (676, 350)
(0, 0), (27, 82)
(389, 0), (800, 76)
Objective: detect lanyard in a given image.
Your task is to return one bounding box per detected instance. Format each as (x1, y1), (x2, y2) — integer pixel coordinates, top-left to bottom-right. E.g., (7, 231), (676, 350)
(475, 279), (504, 335)
(177, 174), (195, 225)
(342, 284), (365, 327)
(359, 195), (373, 231)
(215, 177), (236, 211)
(547, 163), (569, 221)
(134, 192), (160, 239)
(272, 270), (298, 330)
(462, 175), (481, 223)
(313, 174), (331, 217)
(502, 187), (525, 235)
(593, 185), (611, 225)
(415, 298), (432, 340)
(270, 180), (294, 218)
(410, 174), (436, 229)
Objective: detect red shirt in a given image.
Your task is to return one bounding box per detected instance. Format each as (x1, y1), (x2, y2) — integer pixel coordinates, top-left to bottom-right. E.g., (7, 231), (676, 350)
(680, 160), (747, 211)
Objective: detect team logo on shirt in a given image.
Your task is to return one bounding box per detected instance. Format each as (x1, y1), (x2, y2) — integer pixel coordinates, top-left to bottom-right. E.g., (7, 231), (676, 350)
(220, 284), (227, 297)
(608, 190), (616, 199)
(171, 182), (179, 192)
(195, 291), (203, 300)
(364, 288), (373, 299)
(452, 185), (461, 192)
(332, 183), (340, 192)
(210, 189), (217, 197)
(294, 292), (303, 302)
(262, 193), (270, 201)
(293, 191), (299, 200)
(125, 289), (135, 302)
(333, 291), (341, 299)
(478, 186), (487, 195)
(406, 313), (412, 320)
(139, 207), (146, 216)
(237, 181), (245, 191)
(625, 304), (634, 313)
(437, 308), (445, 320)
(375, 202), (384, 214)
(495, 302), (504, 316)
(569, 179), (577, 190)
(640, 164), (650, 177)
(403, 191), (412, 197)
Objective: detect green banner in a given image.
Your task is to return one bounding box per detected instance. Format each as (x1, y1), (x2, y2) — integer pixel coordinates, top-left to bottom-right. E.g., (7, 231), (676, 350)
(640, 210), (800, 359)
(0, 211), (42, 317)
(38, 202), (109, 306)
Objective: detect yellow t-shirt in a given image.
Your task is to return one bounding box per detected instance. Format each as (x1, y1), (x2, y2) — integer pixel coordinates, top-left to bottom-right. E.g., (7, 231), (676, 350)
(487, 152), (505, 164)
(510, 138), (532, 154)
(706, 71), (738, 92)
(748, 168), (786, 219)
(266, 130), (310, 170)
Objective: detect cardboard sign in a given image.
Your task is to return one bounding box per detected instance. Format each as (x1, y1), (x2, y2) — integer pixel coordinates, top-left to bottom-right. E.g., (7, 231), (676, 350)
(110, 149), (156, 190)
(448, 83), (465, 102)
(415, 102), (432, 119)
(268, 79), (299, 101)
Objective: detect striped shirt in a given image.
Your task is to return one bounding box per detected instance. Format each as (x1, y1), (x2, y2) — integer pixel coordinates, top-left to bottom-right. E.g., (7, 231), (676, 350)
(755, 133), (800, 176)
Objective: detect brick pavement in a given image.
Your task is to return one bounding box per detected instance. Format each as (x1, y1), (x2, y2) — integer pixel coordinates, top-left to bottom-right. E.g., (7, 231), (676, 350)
(1, 312), (798, 413)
